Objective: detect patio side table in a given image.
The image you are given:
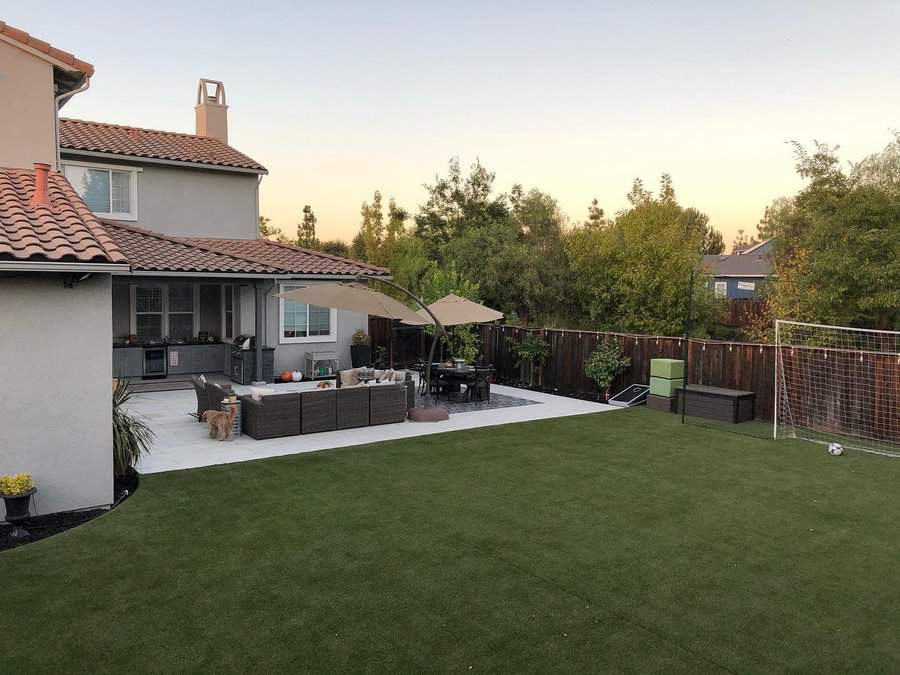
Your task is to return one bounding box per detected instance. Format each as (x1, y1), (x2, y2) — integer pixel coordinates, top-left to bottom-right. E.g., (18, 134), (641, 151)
(220, 399), (242, 438)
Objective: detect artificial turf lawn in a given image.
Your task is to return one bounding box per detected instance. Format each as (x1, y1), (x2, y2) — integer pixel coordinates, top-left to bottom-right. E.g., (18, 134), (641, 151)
(3, 408), (900, 673)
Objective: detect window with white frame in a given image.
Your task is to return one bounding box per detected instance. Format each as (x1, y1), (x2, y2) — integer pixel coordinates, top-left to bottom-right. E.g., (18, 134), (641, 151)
(714, 281), (728, 298)
(62, 162), (139, 220)
(279, 284), (336, 343)
(167, 284), (195, 340)
(134, 286), (163, 341)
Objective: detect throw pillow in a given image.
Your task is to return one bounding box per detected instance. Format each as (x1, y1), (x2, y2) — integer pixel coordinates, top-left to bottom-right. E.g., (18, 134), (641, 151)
(340, 369), (359, 387)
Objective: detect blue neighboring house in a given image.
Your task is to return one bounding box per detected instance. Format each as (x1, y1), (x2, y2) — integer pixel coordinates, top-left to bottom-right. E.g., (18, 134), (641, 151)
(702, 240), (774, 299)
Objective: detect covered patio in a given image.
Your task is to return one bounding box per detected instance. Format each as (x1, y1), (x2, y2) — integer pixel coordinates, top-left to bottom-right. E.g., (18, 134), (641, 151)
(130, 378), (616, 473)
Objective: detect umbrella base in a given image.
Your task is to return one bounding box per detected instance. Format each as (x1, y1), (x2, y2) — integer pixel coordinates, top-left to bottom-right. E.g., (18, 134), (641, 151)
(409, 406), (449, 422)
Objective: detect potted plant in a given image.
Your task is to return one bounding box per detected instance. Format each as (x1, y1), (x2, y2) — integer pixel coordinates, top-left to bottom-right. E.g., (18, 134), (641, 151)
(1, 473), (36, 539)
(584, 340), (631, 401)
(113, 380), (155, 486)
(508, 333), (550, 388)
(351, 329), (372, 367)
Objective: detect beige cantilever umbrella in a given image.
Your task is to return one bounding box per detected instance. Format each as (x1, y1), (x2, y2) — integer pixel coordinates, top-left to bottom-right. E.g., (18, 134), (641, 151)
(406, 293), (503, 326)
(277, 282), (429, 325)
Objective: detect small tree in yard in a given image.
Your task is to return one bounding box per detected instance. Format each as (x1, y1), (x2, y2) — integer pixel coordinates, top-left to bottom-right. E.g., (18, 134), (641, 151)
(584, 340), (631, 401)
(509, 333), (550, 387)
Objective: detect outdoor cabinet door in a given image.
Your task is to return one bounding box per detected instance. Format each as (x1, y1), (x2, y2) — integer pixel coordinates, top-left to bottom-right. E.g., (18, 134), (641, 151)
(123, 348), (143, 378)
(113, 350), (125, 378)
(189, 347), (204, 373)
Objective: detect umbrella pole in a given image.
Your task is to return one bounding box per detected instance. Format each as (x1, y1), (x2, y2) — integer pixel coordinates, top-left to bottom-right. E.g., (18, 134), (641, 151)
(356, 275), (450, 416)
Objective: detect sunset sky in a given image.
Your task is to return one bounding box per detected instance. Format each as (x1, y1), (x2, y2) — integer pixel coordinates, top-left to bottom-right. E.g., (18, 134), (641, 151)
(8, 1), (900, 244)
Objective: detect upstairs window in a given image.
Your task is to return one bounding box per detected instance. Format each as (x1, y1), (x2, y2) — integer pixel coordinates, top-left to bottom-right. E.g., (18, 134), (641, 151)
(62, 162), (139, 220)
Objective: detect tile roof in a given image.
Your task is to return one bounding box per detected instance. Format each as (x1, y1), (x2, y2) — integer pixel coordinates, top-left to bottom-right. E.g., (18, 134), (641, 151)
(702, 253), (773, 277)
(59, 119), (266, 172)
(0, 20), (94, 77)
(102, 222), (282, 274)
(101, 221), (390, 277)
(185, 237), (391, 276)
(0, 167), (127, 264)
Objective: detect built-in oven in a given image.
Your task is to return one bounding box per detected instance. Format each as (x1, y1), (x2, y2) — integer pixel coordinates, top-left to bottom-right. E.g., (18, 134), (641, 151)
(142, 346), (168, 379)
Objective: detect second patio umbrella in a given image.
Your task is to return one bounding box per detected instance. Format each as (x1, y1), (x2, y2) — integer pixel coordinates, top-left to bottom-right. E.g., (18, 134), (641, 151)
(407, 293), (504, 326)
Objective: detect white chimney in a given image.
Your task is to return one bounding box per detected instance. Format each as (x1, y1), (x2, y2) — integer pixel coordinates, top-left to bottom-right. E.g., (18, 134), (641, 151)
(195, 79), (228, 144)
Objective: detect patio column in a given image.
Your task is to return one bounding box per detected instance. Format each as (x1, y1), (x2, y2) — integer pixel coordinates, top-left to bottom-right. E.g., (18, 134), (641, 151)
(253, 281), (267, 383)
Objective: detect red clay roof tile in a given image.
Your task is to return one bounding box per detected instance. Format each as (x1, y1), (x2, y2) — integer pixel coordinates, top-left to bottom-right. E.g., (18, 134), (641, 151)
(59, 119), (266, 172)
(101, 221), (281, 275)
(0, 20), (94, 77)
(184, 237), (390, 277)
(0, 168), (127, 264)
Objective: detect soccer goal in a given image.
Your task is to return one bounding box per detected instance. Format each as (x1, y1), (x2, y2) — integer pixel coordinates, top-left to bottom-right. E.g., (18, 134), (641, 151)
(775, 320), (900, 457)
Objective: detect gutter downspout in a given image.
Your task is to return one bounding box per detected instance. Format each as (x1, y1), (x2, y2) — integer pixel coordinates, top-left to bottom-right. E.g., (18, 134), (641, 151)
(54, 76), (91, 170)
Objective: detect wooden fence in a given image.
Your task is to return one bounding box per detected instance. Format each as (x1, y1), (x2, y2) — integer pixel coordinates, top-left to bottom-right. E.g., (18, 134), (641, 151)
(370, 318), (777, 420)
(722, 299), (766, 329)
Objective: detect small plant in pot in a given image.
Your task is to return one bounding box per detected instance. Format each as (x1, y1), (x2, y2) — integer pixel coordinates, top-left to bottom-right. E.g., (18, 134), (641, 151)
(113, 380), (154, 497)
(584, 340), (631, 402)
(1, 473), (36, 539)
(350, 329), (372, 367)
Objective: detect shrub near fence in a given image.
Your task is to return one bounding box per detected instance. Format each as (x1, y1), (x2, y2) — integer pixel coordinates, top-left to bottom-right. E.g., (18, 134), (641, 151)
(372, 317), (778, 421)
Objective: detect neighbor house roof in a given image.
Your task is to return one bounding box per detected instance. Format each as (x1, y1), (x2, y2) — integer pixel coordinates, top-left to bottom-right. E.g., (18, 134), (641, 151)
(59, 119), (267, 173)
(102, 221), (390, 277)
(0, 20), (94, 78)
(0, 167), (127, 265)
(702, 253), (773, 278)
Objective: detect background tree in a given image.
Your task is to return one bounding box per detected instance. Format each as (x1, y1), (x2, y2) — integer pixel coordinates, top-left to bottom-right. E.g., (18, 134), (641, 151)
(258, 215), (292, 244)
(731, 228), (758, 253)
(358, 191), (386, 265)
(750, 137), (900, 336)
(350, 231), (366, 261)
(567, 175), (721, 335)
(318, 239), (350, 257)
(297, 205), (318, 249)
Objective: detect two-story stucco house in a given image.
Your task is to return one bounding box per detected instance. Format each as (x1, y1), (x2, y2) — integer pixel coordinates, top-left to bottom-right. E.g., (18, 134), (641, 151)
(0, 20), (386, 519)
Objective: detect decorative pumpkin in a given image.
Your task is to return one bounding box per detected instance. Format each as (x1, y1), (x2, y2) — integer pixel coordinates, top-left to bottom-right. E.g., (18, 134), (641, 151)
(280, 371), (292, 383)
(291, 371), (303, 382)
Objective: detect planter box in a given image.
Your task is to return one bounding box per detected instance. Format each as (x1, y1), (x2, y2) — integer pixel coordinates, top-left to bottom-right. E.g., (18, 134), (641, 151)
(649, 376), (683, 398)
(646, 393), (676, 412)
(650, 358), (685, 380)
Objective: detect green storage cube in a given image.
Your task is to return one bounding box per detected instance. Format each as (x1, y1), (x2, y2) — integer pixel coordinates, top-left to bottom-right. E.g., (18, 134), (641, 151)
(649, 376), (683, 398)
(650, 358), (685, 380)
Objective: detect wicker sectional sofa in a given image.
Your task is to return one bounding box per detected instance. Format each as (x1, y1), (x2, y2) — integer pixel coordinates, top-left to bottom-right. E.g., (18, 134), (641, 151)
(239, 374), (413, 440)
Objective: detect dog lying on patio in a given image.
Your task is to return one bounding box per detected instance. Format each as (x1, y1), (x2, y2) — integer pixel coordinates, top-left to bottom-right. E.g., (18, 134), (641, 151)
(201, 405), (237, 441)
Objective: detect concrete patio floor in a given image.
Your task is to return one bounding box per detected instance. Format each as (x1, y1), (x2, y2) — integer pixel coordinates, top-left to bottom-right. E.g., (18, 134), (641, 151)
(131, 378), (617, 474)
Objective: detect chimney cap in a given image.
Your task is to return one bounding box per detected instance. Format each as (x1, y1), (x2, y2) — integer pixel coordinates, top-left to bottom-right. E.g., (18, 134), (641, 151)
(196, 78), (226, 107)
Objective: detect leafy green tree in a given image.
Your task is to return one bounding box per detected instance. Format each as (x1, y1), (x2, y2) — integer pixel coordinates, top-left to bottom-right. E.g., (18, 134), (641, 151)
(317, 239), (350, 257)
(416, 262), (482, 363)
(567, 175), (721, 335)
(753, 137), (900, 333)
(388, 231), (430, 296)
(350, 231), (366, 261)
(258, 215), (292, 244)
(731, 228), (758, 253)
(297, 205), (318, 249)
(584, 340), (631, 400)
(383, 198), (409, 266)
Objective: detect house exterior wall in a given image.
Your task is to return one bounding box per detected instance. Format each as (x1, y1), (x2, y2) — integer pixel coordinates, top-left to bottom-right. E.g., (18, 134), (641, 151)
(709, 277), (763, 300)
(0, 39), (56, 168)
(263, 283), (367, 376)
(0, 273), (113, 518)
(60, 153), (259, 239)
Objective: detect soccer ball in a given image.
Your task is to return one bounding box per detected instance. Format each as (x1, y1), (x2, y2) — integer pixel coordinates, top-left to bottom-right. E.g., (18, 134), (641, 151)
(828, 443), (844, 456)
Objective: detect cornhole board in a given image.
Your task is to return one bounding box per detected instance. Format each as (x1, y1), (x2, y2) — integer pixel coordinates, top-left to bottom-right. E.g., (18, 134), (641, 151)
(608, 384), (650, 407)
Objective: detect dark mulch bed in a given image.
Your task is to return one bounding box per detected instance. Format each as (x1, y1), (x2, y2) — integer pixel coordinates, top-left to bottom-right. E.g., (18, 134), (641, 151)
(495, 378), (605, 403)
(0, 469), (139, 553)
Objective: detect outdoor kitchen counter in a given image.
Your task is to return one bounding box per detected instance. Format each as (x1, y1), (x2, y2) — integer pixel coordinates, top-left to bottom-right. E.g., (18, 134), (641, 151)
(112, 343), (227, 378)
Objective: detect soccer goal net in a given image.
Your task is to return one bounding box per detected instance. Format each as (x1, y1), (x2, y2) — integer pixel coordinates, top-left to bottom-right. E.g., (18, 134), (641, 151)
(775, 320), (900, 456)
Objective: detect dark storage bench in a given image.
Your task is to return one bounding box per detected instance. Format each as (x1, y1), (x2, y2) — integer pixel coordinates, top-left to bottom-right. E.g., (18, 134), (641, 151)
(675, 384), (755, 424)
